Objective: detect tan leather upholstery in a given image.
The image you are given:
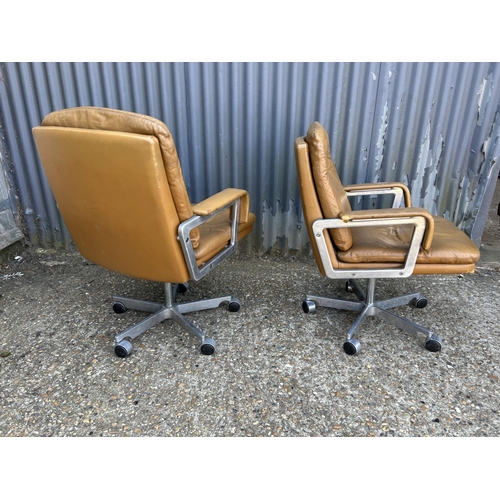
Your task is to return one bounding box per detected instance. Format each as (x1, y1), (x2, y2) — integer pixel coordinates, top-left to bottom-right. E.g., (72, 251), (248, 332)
(196, 209), (254, 264)
(339, 216), (479, 266)
(41, 106), (201, 247)
(296, 122), (480, 275)
(339, 207), (435, 250)
(192, 187), (254, 264)
(33, 107), (256, 283)
(305, 121), (353, 251)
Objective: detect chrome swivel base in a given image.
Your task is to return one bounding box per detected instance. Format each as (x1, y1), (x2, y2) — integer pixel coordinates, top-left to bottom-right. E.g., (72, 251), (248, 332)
(303, 277), (442, 355)
(112, 282), (240, 357)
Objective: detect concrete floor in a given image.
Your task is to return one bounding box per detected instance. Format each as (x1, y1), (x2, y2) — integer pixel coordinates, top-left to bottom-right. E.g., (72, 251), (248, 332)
(1, 238), (499, 438)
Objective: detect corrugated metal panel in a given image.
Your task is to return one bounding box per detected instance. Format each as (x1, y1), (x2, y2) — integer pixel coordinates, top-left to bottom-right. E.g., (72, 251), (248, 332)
(1, 62), (499, 253)
(0, 146), (24, 250)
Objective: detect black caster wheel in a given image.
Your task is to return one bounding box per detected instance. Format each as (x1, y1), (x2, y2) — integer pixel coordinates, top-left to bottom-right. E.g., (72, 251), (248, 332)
(425, 334), (442, 352)
(115, 339), (133, 358)
(177, 283), (189, 294)
(343, 338), (361, 355)
(200, 337), (216, 355)
(228, 299), (241, 312)
(302, 300), (316, 314)
(113, 302), (127, 314)
(345, 281), (354, 293)
(411, 296), (428, 309)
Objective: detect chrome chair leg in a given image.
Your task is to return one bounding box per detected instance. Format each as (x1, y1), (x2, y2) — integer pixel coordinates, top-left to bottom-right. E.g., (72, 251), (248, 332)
(302, 278), (442, 355)
(112, 283), (241, 357)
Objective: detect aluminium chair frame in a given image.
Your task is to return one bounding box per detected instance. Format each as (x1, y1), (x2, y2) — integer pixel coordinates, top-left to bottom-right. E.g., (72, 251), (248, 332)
(112, 198), (242, 357)
(302, 186), (442, 355)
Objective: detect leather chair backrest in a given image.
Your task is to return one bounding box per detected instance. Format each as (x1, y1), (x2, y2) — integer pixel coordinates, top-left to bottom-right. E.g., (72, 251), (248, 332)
(305, 122), (353, 251)
(40, 106), (200, 248)
(33, 116), (192, 284)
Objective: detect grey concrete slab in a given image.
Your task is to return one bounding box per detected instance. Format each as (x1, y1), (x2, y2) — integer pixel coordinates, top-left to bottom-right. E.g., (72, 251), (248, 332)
(1, 243), (499, 438)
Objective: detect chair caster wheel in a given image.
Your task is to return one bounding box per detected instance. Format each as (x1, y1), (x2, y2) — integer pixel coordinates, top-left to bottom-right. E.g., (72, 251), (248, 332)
(411, 296), (428, 308)
(302, 300), (316, 314)
(345, 281), (354, 293)
(228, 299), (241, 312)
(113, 301), (127, 314)
(200, 337), (216, 355)
(115, 339), (133, 357)
(177, 283), (189, 294)
(425, 334), (442, 352)
(343, 338), (361, 355)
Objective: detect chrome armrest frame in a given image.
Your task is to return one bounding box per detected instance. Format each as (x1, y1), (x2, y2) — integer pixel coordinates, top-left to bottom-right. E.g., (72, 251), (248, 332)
(178, 198), (241, 282)
(345, 187), (405, 208)
(312, 215), (427, 280)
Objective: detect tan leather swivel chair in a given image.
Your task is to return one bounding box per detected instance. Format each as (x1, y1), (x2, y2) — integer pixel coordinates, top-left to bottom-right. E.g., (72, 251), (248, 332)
(295, 122), (480, 355)
(32, 107), (255, 357)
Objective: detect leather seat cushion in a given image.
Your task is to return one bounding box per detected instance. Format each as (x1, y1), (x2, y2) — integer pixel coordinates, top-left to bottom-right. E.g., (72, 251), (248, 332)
(337, 216), (480, 265)
(195, 209), (256, 265)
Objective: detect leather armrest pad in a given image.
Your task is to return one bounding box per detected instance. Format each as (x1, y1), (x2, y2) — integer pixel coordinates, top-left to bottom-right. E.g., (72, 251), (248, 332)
(339, 207), (434, 250)
(344, 182), (412, 207)
(192, 188), (250, 223)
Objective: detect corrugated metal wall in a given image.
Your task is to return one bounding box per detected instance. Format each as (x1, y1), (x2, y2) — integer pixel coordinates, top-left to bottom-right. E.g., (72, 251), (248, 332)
(1, 62), (499, 253)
